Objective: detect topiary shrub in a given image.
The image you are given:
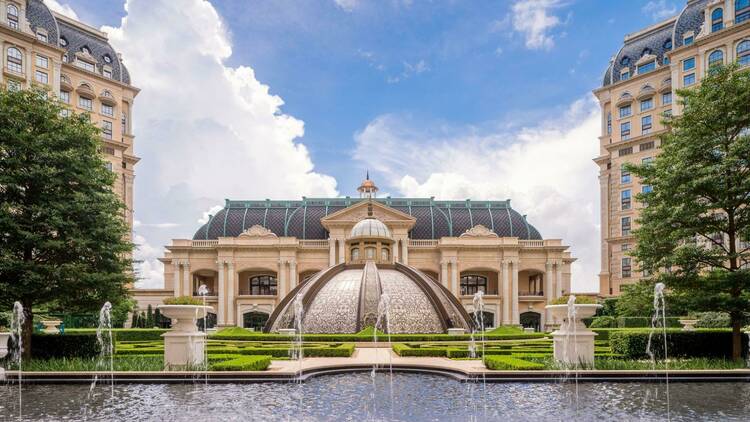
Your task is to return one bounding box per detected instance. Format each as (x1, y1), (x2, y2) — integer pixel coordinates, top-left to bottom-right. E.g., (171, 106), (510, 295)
(392, 343), (448, 357)
(609, 329), (749, 359)
(589, 316), (617, 328)
(550, 295), (597, 305)
(695, 312), (731, 328)
(210, 355), (271, 371)
(484, 355), (545, 370)
(31, 333), (110, 359)
(163, 296), (203, 305)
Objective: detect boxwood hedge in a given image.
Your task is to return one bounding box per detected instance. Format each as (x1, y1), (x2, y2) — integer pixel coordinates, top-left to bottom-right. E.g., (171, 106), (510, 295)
(610, 329), (749, 359)
(209, 355), (271, 371)
(483, 355), (545, 370)
(30, 333), (108, 359)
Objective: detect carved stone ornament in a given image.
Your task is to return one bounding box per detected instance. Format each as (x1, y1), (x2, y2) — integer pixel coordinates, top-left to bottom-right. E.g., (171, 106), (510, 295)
(238, 225), (278, 239)
(459, 224), (499, 238)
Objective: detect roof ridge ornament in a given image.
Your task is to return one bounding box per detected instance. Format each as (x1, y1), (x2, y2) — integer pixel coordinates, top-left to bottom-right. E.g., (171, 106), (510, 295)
(238, 224), (278, 239)
(459, 224), (499, 238)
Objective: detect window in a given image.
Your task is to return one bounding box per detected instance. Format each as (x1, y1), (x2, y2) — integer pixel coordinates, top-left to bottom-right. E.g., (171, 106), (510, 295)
(621, 165), (631, 184)
(7, 4), (18, 29)
(36, 32), (47, 43)
(607, 112), (612, 135)
(79, 97), (92, 110)
(36, 55), (48, 69)
(621, 190), (631, 210)
(102, 121), (113, 139)
(460, 275), (488, 296)
(365, 247), (376, 260)
(662, 92), (672, 105)
(622, 258), (632, 278)
(642, 157), (654, 165)
(105, 162), (113, 172)
(708, 50), (724, 69)
(639, 141), (654, 151)
(622, 217), (631, 236)
(737, 0), (750, 24)
(620, 57), (630, 66)
(621, 70), (630, 81)
(381, 248), (390, 261)
(75, 60), (95, 72)
(121, 112), (128, 134)
(6, 47), (22, 73)
(103, 69), (112, 79)
(663, 38), (672, 51)
(683, 57), (695, 71)
(248, 275), (277, 296)
(712, 8), (724, 32)
(640, 98), (653, 112)
(350, 248), (360, 261)
(34, 70), (48, 84)
(664, 109), (673, 117)
(60, 91), (70, 103)
(102, 104), (114, 117)
(683, 73), (696, 86)
(738, 40), (750, 67)
(638, 61), (656, 74)
(59, 37), (68, 47)
(618, 146), (633, 157)
(620, 122), (631, 140)
(622, 244), (630, 251)
(663, 56), (670, 65)
(619, 104), (632, 118)
(642, 185), (653, 194)
(684, 35), (694, 46)
(641, 115), (652, 134)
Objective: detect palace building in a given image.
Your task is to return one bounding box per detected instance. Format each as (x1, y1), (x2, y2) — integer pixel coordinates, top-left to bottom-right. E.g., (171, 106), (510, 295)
(593, 0), (750, 296)
(1, 0), (138, 233)
(133, 177), (575, 332)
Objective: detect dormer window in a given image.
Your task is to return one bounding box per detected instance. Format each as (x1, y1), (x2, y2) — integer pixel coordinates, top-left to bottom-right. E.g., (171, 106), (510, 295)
(103, 54), (112, 64)
(620, 69), (630, 81)
(663, 38), (672, 50)
(60, 37), (68, 47)
(36, 31), (48, 43)
(684, 34), (694, 46)
(75, 59), (96, 73)
(620, 57), (630, 66)
(737, 0), (750, 24)
(712, 8), (724, 32)
(637, 60), (656, 74)
(103, 69), (112, 78)
(81, 46), (91, 55)
(7, 4), (19, 29)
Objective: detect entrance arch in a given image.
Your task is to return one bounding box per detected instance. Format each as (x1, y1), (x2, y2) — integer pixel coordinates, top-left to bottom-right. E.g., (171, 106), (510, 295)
(243, 311), (269, 331)
(520, 311), (541, 332)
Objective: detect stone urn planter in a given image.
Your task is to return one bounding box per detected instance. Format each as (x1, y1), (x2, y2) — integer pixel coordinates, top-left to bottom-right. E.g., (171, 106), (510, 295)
(545, 303), (602, 367)
(0, 332), (10, 379)
(41, 320), (62, 334)
(157, 305), (213, 368)
(678, 319), (699, 331)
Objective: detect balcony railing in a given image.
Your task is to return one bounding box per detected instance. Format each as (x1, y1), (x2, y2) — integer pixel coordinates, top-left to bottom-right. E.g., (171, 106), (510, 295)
(409, 239), (438, 248)
(519, 240), (544, 248)
(299, 239), (329, 248)
(191, 240), (218, 248)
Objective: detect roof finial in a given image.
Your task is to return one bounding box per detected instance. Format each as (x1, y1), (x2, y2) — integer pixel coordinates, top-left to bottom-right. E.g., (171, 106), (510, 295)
(366, 169), (370, 180)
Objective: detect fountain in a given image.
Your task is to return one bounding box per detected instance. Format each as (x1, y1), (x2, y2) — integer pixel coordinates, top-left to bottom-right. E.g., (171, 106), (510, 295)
(157, 301), (213, 369)
(95, 302), (114, 397)
(370, 293), (393, 419)
(546, 296), (601, 367)
(647, 282), (670, 420)
(10, 301), (25, 419)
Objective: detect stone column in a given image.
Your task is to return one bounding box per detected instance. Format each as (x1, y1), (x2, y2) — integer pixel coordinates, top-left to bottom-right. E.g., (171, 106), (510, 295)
(289, 259), (297, 289)
(329, 238), (336, 266)
(450, 258), (459, 296)
(227, 262), (235, 326)
(217, 260), (226, 326)
(173, 261), (182, 296)
(278, 259), (287, 298)
(556, 260), (563, 297)
(338, 239), (345, 264)
(182, 262), (191, 298)
(545, 261), (554, 324)
(501, 260), (510, 325)
(401, 238), (409, 265)
(440, 260), (449, 288)
(511, 260), (519, 325)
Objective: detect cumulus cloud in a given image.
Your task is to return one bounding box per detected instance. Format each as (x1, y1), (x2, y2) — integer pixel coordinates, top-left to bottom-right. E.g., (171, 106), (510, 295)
(511, 0), (567, 50)
(43, 0), (79, 19)
(642, 0), (678, 21)
(353, 97), (601, 292)
(96, 0), (337, 288)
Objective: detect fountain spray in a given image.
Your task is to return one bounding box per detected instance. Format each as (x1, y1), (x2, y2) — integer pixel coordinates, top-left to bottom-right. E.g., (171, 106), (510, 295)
(11, 301), (24, 420)
(646, 282), (670, 421)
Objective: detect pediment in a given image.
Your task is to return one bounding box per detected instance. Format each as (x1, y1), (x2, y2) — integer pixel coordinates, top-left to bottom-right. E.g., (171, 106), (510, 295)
(321, 200), (416, 229)
(238, 225), (278, 239)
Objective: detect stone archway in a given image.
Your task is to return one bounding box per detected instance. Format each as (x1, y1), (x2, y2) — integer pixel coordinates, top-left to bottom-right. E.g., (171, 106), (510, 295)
(520, 311), (541, 332)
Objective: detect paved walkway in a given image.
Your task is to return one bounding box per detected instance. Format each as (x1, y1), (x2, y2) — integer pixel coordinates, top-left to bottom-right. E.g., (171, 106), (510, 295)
(269, 348), (486, 376)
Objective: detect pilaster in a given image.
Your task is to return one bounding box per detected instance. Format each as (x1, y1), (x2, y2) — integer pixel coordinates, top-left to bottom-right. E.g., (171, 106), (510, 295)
(555, 260), (563, 297)
(450, 258), (458, 296)
(227, 262), (235, 325)
(501, 259), (510, 324)
(217, 260), (226, 325)
(511, 260), (519, 325)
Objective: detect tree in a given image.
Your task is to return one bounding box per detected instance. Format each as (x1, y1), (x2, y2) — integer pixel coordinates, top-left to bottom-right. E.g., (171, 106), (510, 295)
(145, 304), (154, 328)
(628, 64), (750, 360)
(0, 88), (133, 358)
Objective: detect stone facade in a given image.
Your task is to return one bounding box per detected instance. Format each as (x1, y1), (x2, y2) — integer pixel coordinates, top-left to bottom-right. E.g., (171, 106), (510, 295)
(0, 0), (139, 235)
(593, 0), (750, 296)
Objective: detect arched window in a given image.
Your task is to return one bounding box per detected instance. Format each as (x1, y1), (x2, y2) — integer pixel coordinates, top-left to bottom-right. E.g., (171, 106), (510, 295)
(243, 311), (269, 331)
(738, 40), (750, 67)
(381, 248), (389, 262)
(6, 47), (22, 73)
(249, 275), (277, 295)
(7, 4), (19, 29)
(460, 275), (488, 296)
(737, 0), (750, 24)
(708, 50), (724, 71)
(350, 247), (360, 261)
(712, 8), (724, 32)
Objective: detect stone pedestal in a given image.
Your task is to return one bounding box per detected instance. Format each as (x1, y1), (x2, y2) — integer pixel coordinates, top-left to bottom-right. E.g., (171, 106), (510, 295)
(546, 303), (601, 367)
(679, 319), (698, 331)
(448, 328), (465, 335)
(157, 305), (213, 369)
(0, 332), (9, 380)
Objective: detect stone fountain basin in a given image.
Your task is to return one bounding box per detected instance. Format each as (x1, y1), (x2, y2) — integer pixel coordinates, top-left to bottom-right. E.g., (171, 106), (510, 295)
(0, 332), (10, 358)
(545, 304), (602, 323)
(157, 305), (213, 333)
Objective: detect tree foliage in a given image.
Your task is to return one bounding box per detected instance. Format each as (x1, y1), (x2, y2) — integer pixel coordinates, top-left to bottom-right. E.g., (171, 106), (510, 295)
(627, 64), (750, 359)
(0, 88), (133, 356)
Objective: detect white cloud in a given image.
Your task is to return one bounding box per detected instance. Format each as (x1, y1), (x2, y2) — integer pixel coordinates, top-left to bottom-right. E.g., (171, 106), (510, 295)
(353, 97), (601, 293)
(334, 0), (360, 12)
(43, 0), (78, 19)
(197, 205), (224, 225)
(96, 0), (338, 288)
(511, 0), (566, 50)
(642, 0), (678, 21)
(387, 59), (430, 83)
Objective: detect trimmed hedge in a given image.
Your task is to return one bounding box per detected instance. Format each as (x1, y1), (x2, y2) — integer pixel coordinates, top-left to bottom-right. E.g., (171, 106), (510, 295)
(67, 328), (168, 342)
(616, 317), (682, 328)
(446, 348), (511, 358)
(610, 329), (749, 359)
(484, 355), (544, 370)
(392, 343), (448, 357)
(30, 333), (110, 359)
(210, 355), (271, 371)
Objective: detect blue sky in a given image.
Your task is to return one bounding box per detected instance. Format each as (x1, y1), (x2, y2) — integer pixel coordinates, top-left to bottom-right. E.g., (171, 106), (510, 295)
(46, 0), (685, 290)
